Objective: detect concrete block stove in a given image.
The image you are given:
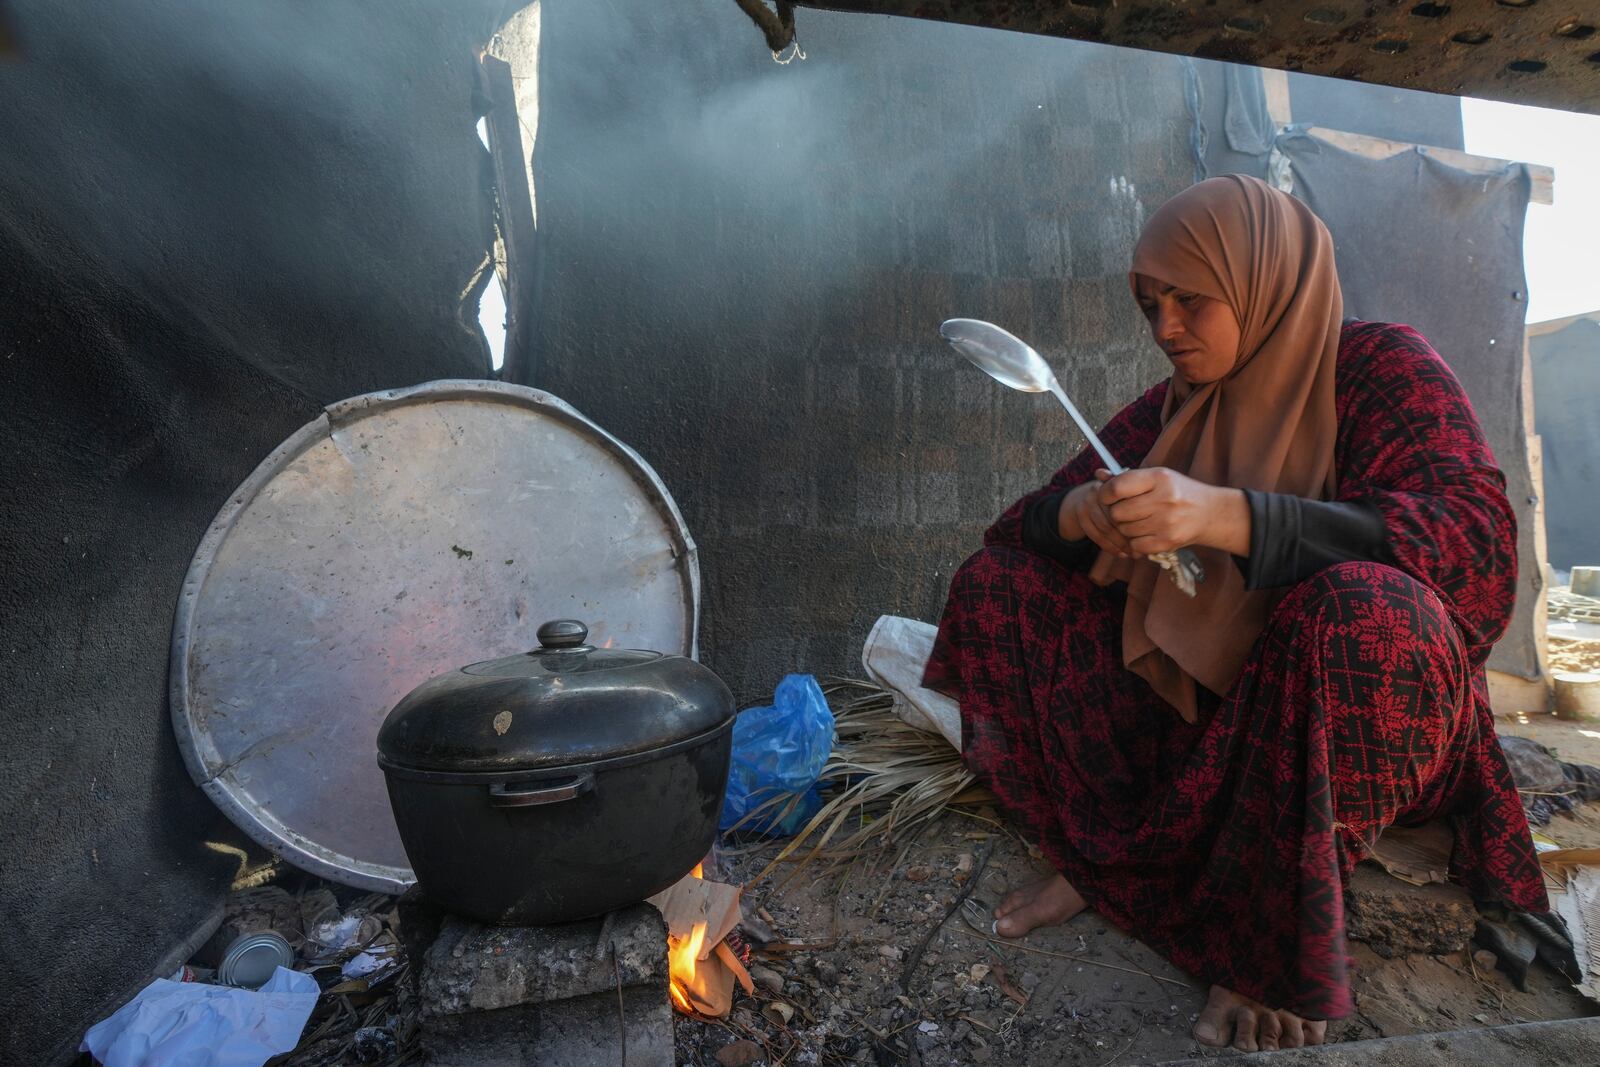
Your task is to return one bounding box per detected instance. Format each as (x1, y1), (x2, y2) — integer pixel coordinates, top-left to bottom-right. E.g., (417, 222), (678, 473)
(401, 893), (674, 1067)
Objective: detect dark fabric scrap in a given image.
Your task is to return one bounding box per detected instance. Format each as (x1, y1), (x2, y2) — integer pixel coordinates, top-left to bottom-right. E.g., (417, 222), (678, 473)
(1499, 735), (1600, 826)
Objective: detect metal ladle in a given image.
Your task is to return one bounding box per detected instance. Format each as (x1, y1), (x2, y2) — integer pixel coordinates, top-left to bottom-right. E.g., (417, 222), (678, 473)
(939, 318), (1205, 597)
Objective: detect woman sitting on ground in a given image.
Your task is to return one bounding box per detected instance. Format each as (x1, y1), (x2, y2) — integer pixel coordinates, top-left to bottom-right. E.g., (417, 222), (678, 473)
(923, 174), (1547, 1052)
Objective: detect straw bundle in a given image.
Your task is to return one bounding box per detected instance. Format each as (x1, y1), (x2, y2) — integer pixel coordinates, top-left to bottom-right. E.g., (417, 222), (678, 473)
(735, 679), (991, 884)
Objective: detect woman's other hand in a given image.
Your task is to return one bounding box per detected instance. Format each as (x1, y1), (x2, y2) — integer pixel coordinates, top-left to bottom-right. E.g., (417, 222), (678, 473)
(1100, 467), (1251, 558)
(1059, 469), (1136, 558)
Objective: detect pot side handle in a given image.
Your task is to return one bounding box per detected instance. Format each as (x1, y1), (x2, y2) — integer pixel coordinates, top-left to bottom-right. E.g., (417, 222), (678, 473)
(487, 772), (596, 808)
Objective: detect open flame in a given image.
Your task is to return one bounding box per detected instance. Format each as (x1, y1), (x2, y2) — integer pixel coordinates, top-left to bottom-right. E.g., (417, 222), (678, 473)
(658, 860), (747, 1017)
(667, 920), (708, 1014)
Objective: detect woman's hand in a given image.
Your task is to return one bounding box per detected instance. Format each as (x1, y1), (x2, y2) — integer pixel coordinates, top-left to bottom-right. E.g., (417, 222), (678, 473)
(1059, 470), (1136, 558)
(1099, 467), (1251, 558)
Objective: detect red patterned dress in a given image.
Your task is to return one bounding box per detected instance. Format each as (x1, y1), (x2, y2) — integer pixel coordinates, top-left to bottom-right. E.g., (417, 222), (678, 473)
(923, 321), (1547, 1020)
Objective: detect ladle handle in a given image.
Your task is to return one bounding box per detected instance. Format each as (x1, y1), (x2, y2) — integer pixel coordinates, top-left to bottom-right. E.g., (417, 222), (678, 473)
(1046, 381), (1124, 475)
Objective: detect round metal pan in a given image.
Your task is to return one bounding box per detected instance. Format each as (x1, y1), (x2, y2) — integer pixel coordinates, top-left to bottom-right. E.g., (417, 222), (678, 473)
(170, 380), (700, 892)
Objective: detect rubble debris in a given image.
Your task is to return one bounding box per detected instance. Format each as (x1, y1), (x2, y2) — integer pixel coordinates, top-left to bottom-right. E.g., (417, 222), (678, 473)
(1345, 865), (1477, 958)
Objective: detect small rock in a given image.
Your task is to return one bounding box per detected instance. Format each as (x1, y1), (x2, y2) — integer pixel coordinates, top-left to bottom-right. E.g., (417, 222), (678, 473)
(1473, 949), (1499, 973)
(967, 1009), (999, 1032)
(816, 960), (839, 986)
(1020, 971), (1041, 993)
(955, 852), (974, 873)
(969, 963), (991, 982)
(750, 965), (785, 995)
(352, 1027), (396, 1063)
(716, 1039), (764, 1067)
(971, 1047), (994, 1064)
(918, 1021), (940, 1034)
(762, 1001), (795, 1026)
(930, 979), (953, 997)
(879, 945), (903, 961)
(906, 865), (933, 882)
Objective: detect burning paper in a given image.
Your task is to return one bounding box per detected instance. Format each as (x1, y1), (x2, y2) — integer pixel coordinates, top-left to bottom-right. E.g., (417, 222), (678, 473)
(649, 863), (751, 1017)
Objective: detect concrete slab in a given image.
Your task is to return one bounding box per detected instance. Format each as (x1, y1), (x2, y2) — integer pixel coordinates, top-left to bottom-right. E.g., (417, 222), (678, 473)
(1154, 1016), (1600, 1065)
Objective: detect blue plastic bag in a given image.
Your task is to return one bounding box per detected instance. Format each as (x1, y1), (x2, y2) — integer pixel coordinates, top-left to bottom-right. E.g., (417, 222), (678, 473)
(719, 674), (836, 836)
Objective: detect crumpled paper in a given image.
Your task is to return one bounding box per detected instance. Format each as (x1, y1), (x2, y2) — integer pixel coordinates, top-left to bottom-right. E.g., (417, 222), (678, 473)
(81, 966), (318, 1067)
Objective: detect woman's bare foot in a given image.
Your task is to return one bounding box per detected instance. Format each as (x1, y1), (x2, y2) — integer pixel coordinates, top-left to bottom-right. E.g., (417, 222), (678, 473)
(1192, 985), (1327, 1052)
(992, 873), (1087, 937)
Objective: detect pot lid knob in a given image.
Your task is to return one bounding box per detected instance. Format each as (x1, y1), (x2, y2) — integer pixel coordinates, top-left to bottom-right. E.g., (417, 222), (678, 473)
(536, 618), (589, 650)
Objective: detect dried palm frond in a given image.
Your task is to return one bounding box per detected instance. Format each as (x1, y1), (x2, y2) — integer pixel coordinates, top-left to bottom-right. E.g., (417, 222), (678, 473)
(736, 678), (993, 885)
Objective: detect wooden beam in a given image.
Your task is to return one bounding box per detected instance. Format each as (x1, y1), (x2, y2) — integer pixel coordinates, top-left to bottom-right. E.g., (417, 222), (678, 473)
(1489, 669), (1551, 716)
(1304, 127), (1554, 206)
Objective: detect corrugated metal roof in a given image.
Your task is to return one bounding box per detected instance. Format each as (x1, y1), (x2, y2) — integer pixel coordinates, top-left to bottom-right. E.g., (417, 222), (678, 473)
(794, 1), (1600, 115)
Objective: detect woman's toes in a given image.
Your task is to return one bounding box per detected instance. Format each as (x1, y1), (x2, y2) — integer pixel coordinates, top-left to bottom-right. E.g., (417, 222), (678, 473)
(993, 880), (1042, 920)
(992, 912), (1025, 937)
(1230, 1005), (1261, 1052)
(1305, 1019), (1328, 1046)
(1191, 1010), (1227, 1047)
(1256, 1010), (1282, 1052)
(1277, 1014), (1305, 1049)
(991, 875), (1086, 937)
(1192, 986), (1239, 1047)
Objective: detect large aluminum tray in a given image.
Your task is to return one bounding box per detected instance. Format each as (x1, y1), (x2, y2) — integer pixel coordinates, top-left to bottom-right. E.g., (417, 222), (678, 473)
(170, 381), (699, 892)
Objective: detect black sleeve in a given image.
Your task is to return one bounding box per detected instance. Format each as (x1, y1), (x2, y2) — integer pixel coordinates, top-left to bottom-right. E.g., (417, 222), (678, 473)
(1021, 490), (1099, 567)
(1235, 489), (1394, 590)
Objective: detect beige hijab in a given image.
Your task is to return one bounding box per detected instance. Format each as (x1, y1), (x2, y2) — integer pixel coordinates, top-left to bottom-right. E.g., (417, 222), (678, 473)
(1090, 174), (1343, 722)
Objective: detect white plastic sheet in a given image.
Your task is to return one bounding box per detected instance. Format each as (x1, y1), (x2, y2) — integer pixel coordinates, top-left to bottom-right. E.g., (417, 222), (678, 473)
(861, 615), (962, 752)
(81, 966), (318, 1067)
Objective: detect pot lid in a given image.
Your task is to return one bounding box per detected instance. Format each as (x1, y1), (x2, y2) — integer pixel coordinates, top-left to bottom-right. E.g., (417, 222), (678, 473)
(170, 381), (700, 893)
(376, 618), (734, 774)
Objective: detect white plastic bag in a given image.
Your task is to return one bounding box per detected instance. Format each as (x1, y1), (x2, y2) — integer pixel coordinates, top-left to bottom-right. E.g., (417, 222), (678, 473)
(861, 615), (962, 752)
(81, 966), (318, 1067)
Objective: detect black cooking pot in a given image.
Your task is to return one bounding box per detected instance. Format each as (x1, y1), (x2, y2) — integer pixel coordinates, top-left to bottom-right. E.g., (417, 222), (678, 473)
(376, 619), (734, 925)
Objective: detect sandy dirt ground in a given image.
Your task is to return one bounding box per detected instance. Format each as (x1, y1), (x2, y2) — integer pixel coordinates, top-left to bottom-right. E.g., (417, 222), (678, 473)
(674, 808), (1598, 1066)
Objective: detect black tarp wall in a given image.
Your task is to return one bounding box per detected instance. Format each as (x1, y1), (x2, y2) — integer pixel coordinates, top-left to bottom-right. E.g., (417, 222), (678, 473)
(0, 1), (505, 1060)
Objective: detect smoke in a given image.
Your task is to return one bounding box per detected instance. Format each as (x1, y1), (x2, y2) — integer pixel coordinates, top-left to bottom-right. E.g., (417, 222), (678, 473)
(0, 0), (514, 394)
(530, 1), (1181, 346)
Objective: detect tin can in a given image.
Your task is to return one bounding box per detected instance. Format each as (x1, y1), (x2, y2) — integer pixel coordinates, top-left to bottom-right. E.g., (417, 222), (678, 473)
(216, 931), (297, 989)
